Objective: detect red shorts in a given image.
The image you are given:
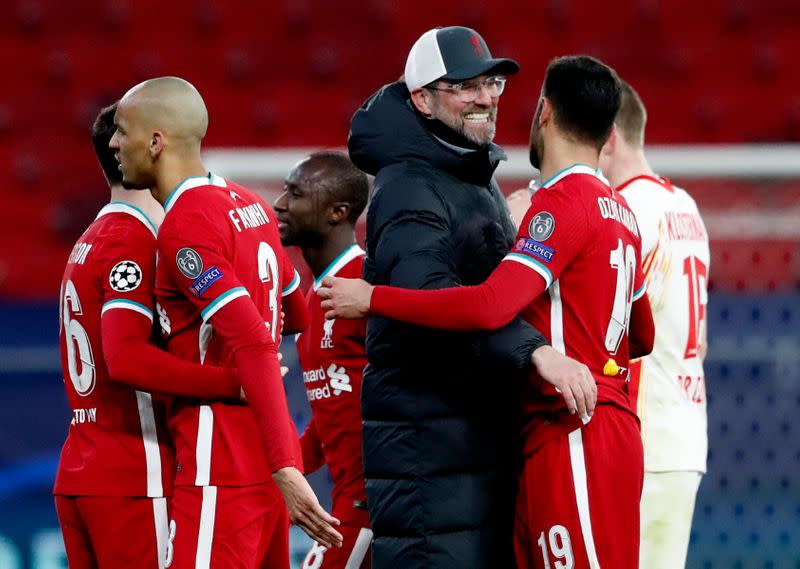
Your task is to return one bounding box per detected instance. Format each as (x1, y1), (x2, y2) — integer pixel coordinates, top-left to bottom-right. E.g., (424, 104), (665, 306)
(170, 483), (289, 569)
(55, 495), (171, 569)
(514, 405), (644, 569)
(301, 499), (372, 569)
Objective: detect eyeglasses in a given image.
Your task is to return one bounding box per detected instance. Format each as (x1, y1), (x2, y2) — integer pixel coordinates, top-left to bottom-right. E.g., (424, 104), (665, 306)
(426, 76), (507, 102)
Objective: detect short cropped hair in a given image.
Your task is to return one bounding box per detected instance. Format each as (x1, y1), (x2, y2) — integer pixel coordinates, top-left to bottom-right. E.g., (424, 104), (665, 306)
(543, 55), (621, 150)
(615, 80), (647, 148)
(91, 103), (122, 185)
(306, 151), (369, 223)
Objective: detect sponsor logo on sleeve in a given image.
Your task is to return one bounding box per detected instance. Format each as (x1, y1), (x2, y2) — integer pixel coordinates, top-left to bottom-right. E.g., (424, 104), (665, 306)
(176, 247), (203, 279)
(529, 211), (555, 241)
(189, 266), (224, 297)
(109, 260), (143, 292)
(513, 237), (556, 264)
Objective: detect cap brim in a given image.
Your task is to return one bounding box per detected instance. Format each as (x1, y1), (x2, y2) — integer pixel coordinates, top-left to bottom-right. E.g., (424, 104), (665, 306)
(440, 57), (520, 82)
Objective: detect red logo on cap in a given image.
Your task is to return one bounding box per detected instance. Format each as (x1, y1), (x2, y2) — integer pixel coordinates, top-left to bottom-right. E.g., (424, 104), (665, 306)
(471, 34), (483, 56)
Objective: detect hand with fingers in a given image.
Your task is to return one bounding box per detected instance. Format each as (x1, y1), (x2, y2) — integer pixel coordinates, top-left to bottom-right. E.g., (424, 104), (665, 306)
(272, 466), (343, 549)
(317, 276), (374, 320)
(531, 345), (597, 422)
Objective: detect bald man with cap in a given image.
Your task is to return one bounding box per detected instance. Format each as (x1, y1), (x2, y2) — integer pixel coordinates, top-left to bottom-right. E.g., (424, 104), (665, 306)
(111, 77), (342, 569)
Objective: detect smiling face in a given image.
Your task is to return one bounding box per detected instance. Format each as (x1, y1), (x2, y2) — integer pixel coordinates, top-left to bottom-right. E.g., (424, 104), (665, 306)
(108, 100), (157, 190)
(426, 75), (499, 147)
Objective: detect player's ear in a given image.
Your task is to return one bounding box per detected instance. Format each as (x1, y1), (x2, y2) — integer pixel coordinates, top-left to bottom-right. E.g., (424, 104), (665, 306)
(150, 131), (165, 159)
(602, 124), (617, 157)
(410, 88), (434, 117)
(329, 202), (351, 225)
(539, 97), (552, 126)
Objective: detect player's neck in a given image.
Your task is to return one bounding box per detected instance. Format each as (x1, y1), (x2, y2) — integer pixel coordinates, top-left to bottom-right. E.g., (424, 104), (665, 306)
(608, 149), (656, 188)
(303, 228), (358, 278)
(109, 184), (165, 227)
(151, 155), (209, 206)
(538, 136), (600, 184)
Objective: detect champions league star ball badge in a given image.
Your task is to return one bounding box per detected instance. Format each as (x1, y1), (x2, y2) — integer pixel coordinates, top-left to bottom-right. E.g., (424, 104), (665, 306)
(109, 260), (143, 292)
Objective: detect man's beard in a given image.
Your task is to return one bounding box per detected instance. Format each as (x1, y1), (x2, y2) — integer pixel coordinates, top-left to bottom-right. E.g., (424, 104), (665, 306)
(529, 132), (543, 170)
(431, 99), (497, 148)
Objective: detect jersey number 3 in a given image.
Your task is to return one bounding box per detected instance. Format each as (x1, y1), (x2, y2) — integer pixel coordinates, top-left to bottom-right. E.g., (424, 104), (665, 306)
(60, 280), (97, 396)
(257, 241), (279, 342)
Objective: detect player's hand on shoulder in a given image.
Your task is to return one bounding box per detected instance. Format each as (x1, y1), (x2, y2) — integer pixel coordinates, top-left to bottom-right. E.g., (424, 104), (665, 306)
(272, 466), (343, 549)
(531, 345), (597, 422)
(317, 276), (373, 320)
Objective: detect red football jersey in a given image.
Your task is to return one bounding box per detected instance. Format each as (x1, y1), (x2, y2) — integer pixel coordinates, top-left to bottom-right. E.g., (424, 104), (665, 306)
(504, 165), (645, 437)
(55, 202), (173, 498)
(154, 174), (301, 487)
(296, 245), (368, 510)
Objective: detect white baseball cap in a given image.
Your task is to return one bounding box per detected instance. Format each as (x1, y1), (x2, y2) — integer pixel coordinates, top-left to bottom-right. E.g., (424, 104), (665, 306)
(404, 26), (520, 91)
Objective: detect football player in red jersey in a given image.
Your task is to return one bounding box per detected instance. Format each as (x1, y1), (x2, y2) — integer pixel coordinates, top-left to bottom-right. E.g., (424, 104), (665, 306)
(320, 56), (656, 569)
(55, 103), (244, 569)
(273, 152), (372, 569)
(110, 77), (342, 569)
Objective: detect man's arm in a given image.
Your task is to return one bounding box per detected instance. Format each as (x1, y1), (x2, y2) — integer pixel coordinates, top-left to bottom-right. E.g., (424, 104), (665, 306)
(366, 180), (548, 361)
(281, 286), (309, 335)
(348, 179), (595, 416)
(207, 294), (342, 548)
(628, 294), (655, 359)
(102, 307), (239, 398)
(158, 208), (342, 549)
(280, 258), (308, 335)
(98, 228), (239, 399)
(299, 418), (326, 475)
(323, 260), (539, 330)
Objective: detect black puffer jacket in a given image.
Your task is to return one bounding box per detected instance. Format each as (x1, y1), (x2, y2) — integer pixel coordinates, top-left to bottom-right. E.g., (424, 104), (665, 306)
(348, 82), (547, 569)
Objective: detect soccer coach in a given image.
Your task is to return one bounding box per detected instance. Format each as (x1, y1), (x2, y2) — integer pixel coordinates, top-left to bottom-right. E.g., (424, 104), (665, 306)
(347, 27), (593, 569)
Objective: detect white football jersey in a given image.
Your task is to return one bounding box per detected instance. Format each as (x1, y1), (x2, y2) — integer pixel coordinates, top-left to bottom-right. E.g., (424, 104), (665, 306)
(619, 175), (709, 473)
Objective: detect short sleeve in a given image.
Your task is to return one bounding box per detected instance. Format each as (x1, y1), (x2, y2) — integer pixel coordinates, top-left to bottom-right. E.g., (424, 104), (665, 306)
(502, 184), (593, 289)
(100, 225), (157, 323)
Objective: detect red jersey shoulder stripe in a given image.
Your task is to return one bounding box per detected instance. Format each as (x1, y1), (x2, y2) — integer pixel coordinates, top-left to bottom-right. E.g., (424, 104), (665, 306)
(312, 244), (366, 291)
(96, 202), (158, 238)
(282, 270), (301, 297)
(503, 252), (553, 288)
(163, 174), (228, 213)
(101, 298), (154, 321)
(200, 286), (250, 322)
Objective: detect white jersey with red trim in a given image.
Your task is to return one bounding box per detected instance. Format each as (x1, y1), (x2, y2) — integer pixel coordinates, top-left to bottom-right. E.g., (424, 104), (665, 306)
(154, 174), (301, 487)
(55, 202), (173, 497)
(618, 175), (709, 473)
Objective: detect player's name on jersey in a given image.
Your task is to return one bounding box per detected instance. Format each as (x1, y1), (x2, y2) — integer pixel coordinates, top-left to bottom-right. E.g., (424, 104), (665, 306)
(677, 373), (706, 404)
(71, 407), (97, 425)
(228, 202), (271, 233)
(597, 197), (639, 238)
(665, 211), (707, 241)
(67, 242), (93, 265)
